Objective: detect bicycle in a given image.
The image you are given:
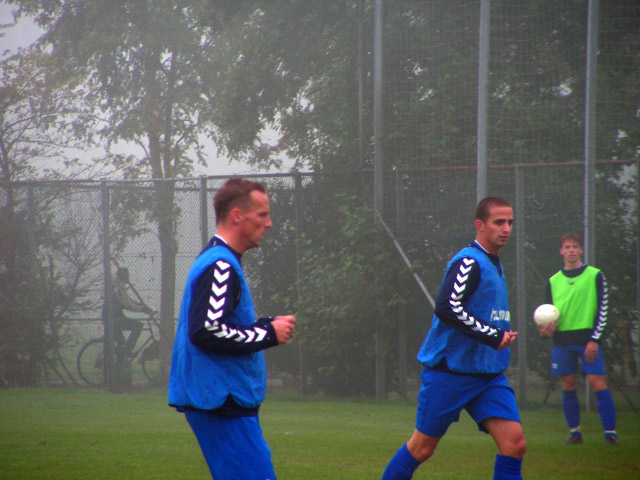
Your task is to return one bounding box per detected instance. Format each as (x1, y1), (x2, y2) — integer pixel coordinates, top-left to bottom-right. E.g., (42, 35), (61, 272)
(77, 314), (160, 386)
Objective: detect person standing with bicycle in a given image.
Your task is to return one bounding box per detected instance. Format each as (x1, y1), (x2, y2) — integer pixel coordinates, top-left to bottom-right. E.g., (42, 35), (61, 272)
(169, 178), (296, 480)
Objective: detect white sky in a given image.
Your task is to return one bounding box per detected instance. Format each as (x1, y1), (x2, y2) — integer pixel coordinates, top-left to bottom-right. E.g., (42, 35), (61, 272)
(0, 2), (291, 177)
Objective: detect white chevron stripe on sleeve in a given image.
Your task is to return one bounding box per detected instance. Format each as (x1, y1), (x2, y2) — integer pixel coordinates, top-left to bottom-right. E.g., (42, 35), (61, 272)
(215, 260), (230, 271)
(214, 269), (230, 283)
(205, 319), (219, 331)
(214, 324), (229, 338)
(209, 296), (225, 310)
(255, 327), (267, 342)
(454, 283), (466, 294)
(447, 257), (497, 338)
(211, 283), (228, 297)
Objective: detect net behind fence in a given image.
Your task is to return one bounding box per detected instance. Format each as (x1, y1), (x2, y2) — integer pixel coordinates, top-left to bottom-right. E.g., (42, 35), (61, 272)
(0, 1), (638, 402)
(378, 0), (639, 397)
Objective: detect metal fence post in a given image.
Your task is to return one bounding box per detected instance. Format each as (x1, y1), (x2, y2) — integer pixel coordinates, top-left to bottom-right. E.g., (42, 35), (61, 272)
(515, 165), (527, 409)
(584, 0), (599, 413)
(373, 0), (386, 402)
(293, 172), (307, 395)
(477, 0), (490, 202)
(200, 176), (209, 249)
(101, 180), (115, 390)
(395, 169), (407, 400)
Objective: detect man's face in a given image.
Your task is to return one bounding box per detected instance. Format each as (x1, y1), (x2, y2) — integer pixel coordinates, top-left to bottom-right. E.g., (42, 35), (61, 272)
(238, 190), (273, 251)
(560, 240), (583, 267)
(475, 206), (514, 255)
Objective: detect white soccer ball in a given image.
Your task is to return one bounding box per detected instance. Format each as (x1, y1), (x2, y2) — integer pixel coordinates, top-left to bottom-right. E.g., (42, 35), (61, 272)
(533, 304), (560, 327)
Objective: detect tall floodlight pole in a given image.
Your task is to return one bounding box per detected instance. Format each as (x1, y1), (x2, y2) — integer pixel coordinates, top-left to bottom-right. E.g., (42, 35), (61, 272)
(374, 0), (383, 216)
(584, 0), (598, 267)
(477, 0), (490, 202)
(358, 0), (365, 172)
(583, 0), (599, 411)
(373, 0), (386, 401)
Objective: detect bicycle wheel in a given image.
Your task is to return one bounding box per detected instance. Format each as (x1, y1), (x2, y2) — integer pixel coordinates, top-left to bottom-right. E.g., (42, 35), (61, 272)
(77, 338), (106, 386)
(140, 342), (160, 385)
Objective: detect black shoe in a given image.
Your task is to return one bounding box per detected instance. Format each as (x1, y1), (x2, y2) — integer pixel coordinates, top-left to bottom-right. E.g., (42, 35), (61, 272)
(604, 435), (619, 446)
(565, 433), (583, 445)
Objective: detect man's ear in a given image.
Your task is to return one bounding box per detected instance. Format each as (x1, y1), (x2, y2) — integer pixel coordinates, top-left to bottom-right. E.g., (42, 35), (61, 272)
(230, 207), (243, 224)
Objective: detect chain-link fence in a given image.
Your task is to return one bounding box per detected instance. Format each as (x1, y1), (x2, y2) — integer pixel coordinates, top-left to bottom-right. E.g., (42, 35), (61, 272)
(1, 1), (638, 407)
(0, 174), (312, 389)
(1, 170), (638, 405)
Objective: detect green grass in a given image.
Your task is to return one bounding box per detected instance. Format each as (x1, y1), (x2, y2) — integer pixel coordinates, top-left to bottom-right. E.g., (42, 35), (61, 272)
(1, 388), (639, 479)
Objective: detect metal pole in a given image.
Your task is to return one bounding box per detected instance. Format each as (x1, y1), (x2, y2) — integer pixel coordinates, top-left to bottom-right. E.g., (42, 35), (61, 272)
(358, 0), (365, 171)
(373, 0), (384, 216)
(396, 170), (407, 400)
(199, 177), (209, 249)
(515, 165), (527, 408)
(584, 0), (598, 265)
(476, 0), (490, 202)
(584, 0), (599, 412)
(373, 0), (385, 401)
(293, 172), (306, 396)
(101, 180), (115, 390)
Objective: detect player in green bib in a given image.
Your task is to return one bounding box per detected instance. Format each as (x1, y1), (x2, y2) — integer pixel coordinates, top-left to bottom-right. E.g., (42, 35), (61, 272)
(537, 233), (618, 446)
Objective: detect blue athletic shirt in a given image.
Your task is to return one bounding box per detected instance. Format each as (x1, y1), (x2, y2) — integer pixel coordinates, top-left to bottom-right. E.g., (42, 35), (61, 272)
(168, 236), (278, 415)
(418, 241), (511, 375)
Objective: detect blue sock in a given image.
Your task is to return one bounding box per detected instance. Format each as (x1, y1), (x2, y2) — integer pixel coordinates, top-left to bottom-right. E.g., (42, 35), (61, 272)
(382, 444), (420, 480)
(493, 454), (522, 480)
(596, 389), (616, 436)
(562, 389), (580, 431)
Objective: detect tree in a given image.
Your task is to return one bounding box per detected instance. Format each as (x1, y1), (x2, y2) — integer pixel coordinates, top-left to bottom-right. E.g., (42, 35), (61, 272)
(8, 0), (259, 379)
(0, 50), (98, 385)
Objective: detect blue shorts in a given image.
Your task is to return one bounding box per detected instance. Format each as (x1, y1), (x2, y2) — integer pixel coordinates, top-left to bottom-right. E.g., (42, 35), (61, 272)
(415, 367), (520, 438)
(551, 344), (606, 376)
(185, 409), (276, 480)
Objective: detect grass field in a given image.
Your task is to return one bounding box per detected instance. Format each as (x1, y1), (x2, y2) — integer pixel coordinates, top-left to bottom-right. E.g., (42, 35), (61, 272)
(1, 388), (639, 479)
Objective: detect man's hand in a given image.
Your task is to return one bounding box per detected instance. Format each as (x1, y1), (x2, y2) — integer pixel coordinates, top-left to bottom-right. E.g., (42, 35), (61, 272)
(271, 315), (296, 345)
(537, 321), (557, 339)
(498, 331), (518, 350)
(584, 341), (599, 363)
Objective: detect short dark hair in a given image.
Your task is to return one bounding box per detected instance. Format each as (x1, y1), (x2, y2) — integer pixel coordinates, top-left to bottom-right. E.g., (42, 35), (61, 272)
(560, 232), (582, 248)
(213, 178), (267, 225)
(475, 197), (511, 222)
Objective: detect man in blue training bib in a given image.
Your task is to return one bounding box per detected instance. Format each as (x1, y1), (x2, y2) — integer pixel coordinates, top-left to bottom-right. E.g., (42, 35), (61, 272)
(537, 232), (618, 446)
(169, 178), (296, 480)
(382, 197), (526, 480)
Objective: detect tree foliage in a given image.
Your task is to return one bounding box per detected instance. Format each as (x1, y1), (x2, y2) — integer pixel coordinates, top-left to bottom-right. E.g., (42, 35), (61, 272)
(273, 194), (409, 396)
(2, 0), (638, 394)
(0, 51), (99, 385)
(7, 0), (261, 378)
